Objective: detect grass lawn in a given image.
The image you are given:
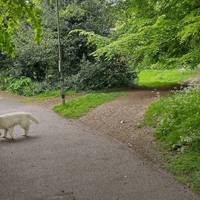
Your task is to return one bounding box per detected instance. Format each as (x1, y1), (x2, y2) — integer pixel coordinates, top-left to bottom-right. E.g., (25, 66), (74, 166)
(26, 90), (77, 102)
(138, 69), (198, 88)
(145, 87), (200, 193)
(53, 92), (123, 119)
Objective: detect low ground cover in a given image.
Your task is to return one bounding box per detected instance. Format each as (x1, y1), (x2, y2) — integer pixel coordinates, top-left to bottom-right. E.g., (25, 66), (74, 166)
(145, 86), (200, 193)
(138, 69), (198, 88)
(53, 92), (123, 118)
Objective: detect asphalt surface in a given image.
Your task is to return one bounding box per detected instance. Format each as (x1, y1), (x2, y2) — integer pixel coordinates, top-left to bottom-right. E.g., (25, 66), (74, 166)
(0, 95), (199, 200)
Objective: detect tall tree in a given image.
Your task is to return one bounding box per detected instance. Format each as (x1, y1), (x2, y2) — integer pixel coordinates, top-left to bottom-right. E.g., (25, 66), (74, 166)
(56, 0), (65, 104)
(3, 0), (115, 79)
(81, 0), (200, 69)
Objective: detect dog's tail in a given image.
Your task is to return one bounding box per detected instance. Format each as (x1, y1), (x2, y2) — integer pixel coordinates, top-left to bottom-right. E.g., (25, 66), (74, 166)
(28, 114), (39, 124)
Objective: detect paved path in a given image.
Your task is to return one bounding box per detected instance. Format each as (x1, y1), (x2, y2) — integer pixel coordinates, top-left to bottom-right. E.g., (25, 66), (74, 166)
(0, 95), (199, 200)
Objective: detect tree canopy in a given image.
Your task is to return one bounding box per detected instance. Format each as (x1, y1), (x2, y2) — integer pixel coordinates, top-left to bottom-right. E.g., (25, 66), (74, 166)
(0, 0), (42, 55)
(81, 0), (200, 69)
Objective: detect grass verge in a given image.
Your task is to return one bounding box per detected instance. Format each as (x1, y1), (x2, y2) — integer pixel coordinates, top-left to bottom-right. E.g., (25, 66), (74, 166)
(26, 90), (76, 102)
(53, 92), (123, 119)
(145, 86), (200, 193)
(138, 69), (198, 88)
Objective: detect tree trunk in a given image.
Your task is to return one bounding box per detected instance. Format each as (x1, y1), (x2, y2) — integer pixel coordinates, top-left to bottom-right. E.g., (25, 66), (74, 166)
(56, 0), (65, 105)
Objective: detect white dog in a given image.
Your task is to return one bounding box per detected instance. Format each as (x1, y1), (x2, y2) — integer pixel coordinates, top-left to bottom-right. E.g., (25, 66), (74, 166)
(0, 112), (39, 139)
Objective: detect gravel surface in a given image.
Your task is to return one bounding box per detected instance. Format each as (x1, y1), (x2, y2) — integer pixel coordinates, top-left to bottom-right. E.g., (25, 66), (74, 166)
(79, 90), (169, 162)
(0, 92), (199, 200)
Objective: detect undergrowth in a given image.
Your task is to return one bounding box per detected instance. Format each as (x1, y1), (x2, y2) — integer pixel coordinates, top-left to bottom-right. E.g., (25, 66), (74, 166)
(145, 86), (200, 193)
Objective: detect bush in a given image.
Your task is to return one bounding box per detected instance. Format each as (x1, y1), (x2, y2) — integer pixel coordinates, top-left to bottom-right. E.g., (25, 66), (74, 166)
(68, 57), (136, 90)
(0, 75), (58, 96)
(30, 81), (59, 96)
(0, 76), (13, 90)
(8, 77), (33, 96)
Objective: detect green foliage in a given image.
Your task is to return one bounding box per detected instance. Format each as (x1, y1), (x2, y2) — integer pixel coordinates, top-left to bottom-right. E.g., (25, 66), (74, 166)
(61, 3), (86, 18)
(68, 57), (136, 90)
(81, 0), (200, 69)
(0, 76), (13, 91)
(138, 69), (198, 88)
(0, 75), (58, 96)
(0, 0), (121, 89)
(167, 153), (200, 192)
(145, 87), (200, 146)
(28, 81), (59, 95)
(54, 92), (123, 118)
(73, 29), (110, 49)
(5, 3), (59, 81)
(145, 86), (200, 192)
(8, 77), (33, 96)
(0, 0), (42, 55)
(59, 0), (115, 78)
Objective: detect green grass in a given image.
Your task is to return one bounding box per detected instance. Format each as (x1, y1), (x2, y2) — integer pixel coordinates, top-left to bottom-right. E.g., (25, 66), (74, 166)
(138, 69), (198, 88)
(167, 152), (200, 191)
(145, 87), (200, 193)
(27, 90), (76, 102)
(53, 92), (123, 118)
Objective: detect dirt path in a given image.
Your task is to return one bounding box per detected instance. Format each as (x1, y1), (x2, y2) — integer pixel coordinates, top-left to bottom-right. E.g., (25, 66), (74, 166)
(78, 89), (169, 163)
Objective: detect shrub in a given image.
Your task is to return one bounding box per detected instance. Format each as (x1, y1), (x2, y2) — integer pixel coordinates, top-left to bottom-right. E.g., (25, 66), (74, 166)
(0, 75), (58, 96)
(68, 57), (136, 90)
(0, 76), (13, 90)
(30, 81), (59, 96)
(8, 77), (33, 96)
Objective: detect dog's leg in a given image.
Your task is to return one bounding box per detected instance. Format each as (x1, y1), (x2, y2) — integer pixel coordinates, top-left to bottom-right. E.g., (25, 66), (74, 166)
(8, 127), (14, 140)
(21, 122), (30, 136)
(23, 126), (29, 136)
(3, 129), (8, 138)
